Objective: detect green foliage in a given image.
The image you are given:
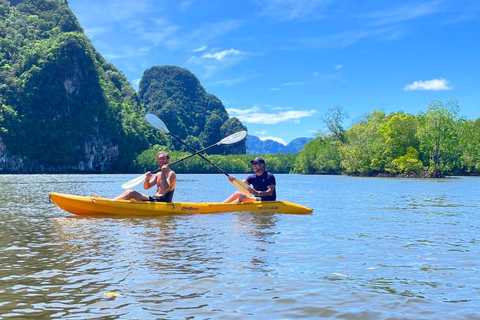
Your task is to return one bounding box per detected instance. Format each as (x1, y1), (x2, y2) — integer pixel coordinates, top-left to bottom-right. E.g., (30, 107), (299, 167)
(389, 146), (424, 174)
(339, 110), (387, 174)
(417, 100), (461, 175)
(378, 112), (420, 173)
(294, 136), (341, 174)
(295, 101), (480, 177)
(322, 105), (348, 143)
(458, 119), (480, 174)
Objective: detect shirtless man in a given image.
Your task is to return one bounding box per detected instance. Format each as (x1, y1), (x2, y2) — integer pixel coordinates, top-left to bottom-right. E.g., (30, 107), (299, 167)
(96, 151), (176, 202)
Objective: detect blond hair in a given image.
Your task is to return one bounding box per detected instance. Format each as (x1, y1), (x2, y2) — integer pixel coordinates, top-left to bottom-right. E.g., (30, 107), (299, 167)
(157, 151), (170, 159)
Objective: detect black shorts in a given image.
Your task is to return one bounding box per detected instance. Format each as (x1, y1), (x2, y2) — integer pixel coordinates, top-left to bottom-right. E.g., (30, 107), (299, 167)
(147, 190), (174, 203)
(258, 196), (276, 201)
(148, 195), (170, 202)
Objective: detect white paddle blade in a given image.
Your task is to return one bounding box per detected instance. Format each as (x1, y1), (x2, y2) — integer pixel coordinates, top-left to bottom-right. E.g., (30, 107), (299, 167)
(230, 177), (251, 194)
(145, 114), (169, 133)
(121, 173), (147, 189)
(219, 130), (247, 145)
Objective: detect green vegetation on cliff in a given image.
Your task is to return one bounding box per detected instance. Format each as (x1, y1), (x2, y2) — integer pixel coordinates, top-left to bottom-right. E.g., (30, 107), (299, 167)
(140, 66), (247, 155)
(0, 0), (245, 173)
(0, 0), (153, 172)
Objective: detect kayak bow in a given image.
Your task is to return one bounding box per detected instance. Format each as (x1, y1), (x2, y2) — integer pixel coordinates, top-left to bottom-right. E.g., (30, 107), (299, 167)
(49, 192), (313, 216)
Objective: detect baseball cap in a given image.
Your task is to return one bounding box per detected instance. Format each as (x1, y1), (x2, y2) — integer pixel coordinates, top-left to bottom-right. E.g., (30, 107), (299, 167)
(250, 157), (265, 164)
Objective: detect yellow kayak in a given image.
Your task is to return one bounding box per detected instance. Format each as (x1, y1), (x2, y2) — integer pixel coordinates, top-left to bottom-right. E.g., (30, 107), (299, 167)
(49, 192), (313, 216)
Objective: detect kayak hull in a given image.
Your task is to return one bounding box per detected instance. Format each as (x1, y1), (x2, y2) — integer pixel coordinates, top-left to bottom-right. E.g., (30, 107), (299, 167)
(49, 192), (313, 216)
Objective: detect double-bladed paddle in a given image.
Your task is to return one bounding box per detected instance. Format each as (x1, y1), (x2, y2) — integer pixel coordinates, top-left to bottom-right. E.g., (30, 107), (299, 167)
(144, 113), (251, 194)
(121, 129), (247, 189)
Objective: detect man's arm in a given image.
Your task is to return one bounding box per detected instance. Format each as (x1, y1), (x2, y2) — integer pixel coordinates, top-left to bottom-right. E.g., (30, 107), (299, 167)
(256, 184), (275, 197)
(143, 172), (156, 190)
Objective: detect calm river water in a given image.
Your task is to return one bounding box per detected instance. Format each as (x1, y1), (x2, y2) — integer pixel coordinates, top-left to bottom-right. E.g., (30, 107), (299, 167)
(0, 174), (479, 319)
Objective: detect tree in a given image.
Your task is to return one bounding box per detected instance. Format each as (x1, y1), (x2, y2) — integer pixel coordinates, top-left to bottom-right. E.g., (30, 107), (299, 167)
(417, 100), (460, 176)
(339, 110), (387, 175)
(377, 112), (420, 173)
(295, 135), (341, 174)
(458, 118), (480, 174)
(322, 105), (348, 144)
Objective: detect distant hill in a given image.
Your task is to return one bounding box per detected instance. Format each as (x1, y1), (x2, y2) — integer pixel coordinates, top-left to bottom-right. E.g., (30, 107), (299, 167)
(140, 66), (246, 155)
(246, 135), (312, 154)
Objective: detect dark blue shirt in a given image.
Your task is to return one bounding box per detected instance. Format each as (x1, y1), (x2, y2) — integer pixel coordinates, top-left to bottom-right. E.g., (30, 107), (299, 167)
(246, 172), (276, 201)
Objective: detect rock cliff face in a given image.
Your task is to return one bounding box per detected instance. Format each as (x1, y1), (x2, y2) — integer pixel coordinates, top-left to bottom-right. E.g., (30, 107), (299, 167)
(0, 137), (26, 173)
(0, 136), (119, 173)
(0, 1), (147, 173)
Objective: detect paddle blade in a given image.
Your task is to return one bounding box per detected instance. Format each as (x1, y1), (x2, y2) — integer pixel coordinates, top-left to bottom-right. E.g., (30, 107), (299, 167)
(121, 173), (147, 189)
(219, 130), (247, 145)
(145, 114), (169, 133)
(230, 177), (251, 194)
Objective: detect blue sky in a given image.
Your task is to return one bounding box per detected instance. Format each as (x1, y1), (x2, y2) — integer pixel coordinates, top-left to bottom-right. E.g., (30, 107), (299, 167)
(68, 0), (480, 145)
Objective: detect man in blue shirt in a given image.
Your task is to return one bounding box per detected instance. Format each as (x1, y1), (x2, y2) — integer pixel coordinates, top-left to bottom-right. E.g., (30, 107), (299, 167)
(223, 157), (277, 203)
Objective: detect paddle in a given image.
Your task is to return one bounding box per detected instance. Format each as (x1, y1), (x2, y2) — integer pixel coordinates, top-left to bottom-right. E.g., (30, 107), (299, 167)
(121, 130), (247, 189)
(145, 113), (251, 194)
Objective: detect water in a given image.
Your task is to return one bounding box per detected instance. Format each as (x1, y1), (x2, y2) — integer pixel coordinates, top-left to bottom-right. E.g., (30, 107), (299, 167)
(0, 174), (479, 319)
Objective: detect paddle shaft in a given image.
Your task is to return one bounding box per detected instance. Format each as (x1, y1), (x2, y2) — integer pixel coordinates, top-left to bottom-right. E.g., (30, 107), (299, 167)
(151, 141), (221, 173)
(167, 132), (230, 176)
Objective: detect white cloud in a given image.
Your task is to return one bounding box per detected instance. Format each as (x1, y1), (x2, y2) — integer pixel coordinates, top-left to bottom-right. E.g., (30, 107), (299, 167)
(188, 48), (246, 77)
(131, 79), (141, 90)
(270, 106), (289, 110)
(227, 106), (317, 124)
(192, 45), (208, 52)
(84, 27), (108, 39)
(259, 136), (287, 145)
(255, 130), (268, 135)
(104, 53), (124, 59)
(334, 64), (343, 69)
(404, 78), (452, 91)
(201, 49), (241, 60)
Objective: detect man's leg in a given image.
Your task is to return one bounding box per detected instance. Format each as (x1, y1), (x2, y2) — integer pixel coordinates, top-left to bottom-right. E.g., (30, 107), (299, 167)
(114, 189), (150, 201)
